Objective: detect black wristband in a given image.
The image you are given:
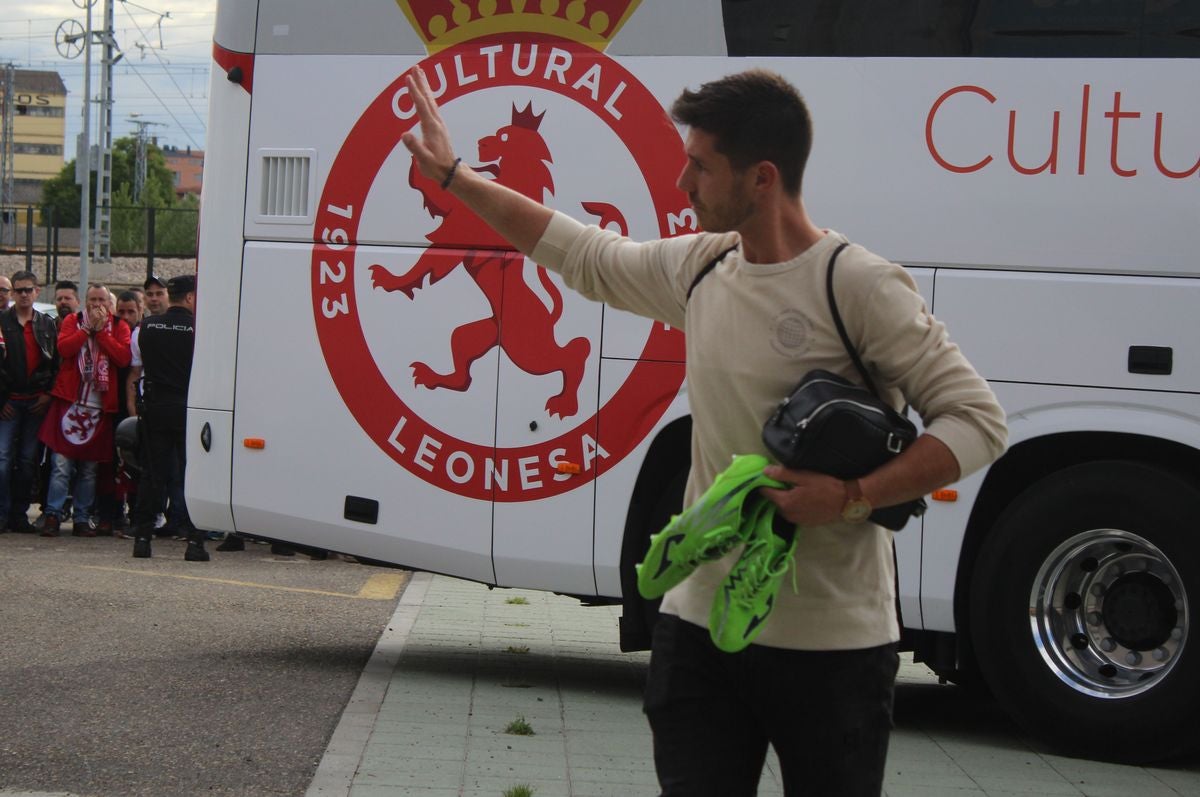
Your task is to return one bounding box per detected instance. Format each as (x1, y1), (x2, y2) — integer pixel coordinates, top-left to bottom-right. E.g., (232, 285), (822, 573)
(440, 157), (462, 190)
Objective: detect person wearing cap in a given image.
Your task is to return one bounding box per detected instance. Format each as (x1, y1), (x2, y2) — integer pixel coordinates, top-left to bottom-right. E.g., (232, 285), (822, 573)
(142, 276), (168, 317)
(131, 274), (205, 561)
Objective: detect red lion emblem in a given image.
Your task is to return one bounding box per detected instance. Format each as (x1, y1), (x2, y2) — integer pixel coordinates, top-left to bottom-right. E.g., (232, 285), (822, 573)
(369, 104), (626, 420)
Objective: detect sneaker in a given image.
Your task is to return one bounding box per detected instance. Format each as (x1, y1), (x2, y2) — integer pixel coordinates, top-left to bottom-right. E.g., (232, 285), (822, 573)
(40, 515), (60, 537)
(184, 542), (210, 562)
(72, 521), (97, 538)
(636, 455), (784, 600)
(708, 505), (798, 654)
(216, 535), (245, 552)
(132, 537), (152, 558)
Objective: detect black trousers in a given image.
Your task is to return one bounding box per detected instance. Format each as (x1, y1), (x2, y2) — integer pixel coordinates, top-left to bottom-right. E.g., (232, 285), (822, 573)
(643, 615), (898, 797)
(133, 404), (195, 538)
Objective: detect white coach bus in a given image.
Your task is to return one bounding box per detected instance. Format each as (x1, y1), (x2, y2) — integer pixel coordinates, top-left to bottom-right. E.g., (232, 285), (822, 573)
(190, 0), (1200, 763)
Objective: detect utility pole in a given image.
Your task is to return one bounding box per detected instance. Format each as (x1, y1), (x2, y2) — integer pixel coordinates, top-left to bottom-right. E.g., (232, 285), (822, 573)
(78, 0), (93, 290)
(92, 0), (120, 263)
(0, 63), (15, 247)
(127, 116), (163, 203)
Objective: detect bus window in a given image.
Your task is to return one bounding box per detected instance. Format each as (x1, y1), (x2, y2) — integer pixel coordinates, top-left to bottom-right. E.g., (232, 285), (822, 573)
(721, 0), (1200, 57)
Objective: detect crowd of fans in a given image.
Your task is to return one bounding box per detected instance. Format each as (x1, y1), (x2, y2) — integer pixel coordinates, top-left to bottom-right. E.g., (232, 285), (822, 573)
(0, 272), (215, 559)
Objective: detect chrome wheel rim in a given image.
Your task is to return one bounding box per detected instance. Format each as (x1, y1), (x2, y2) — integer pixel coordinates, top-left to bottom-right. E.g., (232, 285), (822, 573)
(1030, 529), (1188, 699)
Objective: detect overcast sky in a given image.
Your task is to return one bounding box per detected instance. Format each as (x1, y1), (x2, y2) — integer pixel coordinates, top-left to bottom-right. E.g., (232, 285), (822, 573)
(2, 0), (217, 155)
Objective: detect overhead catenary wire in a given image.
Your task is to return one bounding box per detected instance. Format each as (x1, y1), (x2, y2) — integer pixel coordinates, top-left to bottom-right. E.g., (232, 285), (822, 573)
(123, 58), (200, 149)
(0, 4), (215, 150)
(118, 1), (206, 134)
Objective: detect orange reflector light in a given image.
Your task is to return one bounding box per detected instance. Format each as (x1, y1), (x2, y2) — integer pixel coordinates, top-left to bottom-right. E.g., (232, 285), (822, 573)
(243, 438), (266, 450)
(931, 489), (958, 502)
(555, 461), (582, 474)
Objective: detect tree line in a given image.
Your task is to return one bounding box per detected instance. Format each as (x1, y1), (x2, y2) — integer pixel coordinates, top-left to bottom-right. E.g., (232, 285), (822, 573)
(40, 136), (199, 257)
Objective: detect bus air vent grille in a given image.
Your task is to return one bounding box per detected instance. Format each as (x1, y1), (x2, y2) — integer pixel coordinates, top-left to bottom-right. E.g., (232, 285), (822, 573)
(257, 150), (315, 222)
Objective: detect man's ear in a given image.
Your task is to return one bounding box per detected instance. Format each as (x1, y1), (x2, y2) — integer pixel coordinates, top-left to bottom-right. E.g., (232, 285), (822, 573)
(754, 161), (779, 190)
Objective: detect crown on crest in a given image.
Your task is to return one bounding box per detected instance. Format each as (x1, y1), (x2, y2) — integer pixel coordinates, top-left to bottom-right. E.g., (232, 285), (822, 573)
(511, 102), (546, 130)
(396, 0), (642, 53)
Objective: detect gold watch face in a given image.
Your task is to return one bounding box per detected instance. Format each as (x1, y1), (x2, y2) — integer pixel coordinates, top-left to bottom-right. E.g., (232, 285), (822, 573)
(842, 499), (872, 523)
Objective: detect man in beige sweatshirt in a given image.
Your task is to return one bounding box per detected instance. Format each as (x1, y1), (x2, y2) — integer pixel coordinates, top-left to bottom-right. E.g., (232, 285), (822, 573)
(400, 66), (1007, 796)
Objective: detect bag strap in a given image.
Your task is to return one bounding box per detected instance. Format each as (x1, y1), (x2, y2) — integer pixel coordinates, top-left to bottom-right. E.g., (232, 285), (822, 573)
(685, 244), (739, 302)
(825, 241), (882, 397)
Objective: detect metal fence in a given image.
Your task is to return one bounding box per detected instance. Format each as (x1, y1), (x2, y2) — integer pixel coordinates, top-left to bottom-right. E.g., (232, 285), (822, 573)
(0, 204), (199, 282)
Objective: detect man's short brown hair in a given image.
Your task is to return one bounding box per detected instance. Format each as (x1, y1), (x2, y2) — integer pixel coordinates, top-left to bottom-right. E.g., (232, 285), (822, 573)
(670, 69), (813, 197)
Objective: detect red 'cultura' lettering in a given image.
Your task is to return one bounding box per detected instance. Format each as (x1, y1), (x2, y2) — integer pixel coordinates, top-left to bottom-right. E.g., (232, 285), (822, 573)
(927, 83), (1199, 180)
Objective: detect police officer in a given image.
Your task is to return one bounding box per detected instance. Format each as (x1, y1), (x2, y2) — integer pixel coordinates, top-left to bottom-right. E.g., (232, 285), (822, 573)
(131, 274), (206, 561)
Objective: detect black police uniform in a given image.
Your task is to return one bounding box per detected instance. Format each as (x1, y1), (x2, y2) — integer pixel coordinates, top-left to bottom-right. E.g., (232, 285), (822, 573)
(131, 304), (203, 559)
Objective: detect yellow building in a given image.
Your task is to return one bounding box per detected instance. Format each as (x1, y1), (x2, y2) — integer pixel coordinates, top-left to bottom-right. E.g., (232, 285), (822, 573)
(2, 69), (68, 205)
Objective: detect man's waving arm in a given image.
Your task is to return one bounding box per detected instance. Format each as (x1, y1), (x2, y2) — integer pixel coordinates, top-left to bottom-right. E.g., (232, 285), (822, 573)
(401, 66), (552, 255)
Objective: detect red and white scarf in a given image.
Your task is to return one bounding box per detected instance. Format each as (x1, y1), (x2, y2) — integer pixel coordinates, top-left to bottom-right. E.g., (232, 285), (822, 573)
(77, 312), (113, 402)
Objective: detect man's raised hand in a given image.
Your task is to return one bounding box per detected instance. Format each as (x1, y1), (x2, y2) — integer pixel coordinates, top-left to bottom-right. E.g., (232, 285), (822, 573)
(400, 67), (459, 186)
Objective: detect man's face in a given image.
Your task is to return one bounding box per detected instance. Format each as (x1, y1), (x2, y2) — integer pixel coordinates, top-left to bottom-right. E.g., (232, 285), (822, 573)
(676, 128), (757, 234)
(0, 277), (11, 306)
(86, 287), (109, 313)
(55, 289), (78, 316)
(144, 284), (168, 315)
(116, 299), (141, 328)
(12, 279), (37, 311)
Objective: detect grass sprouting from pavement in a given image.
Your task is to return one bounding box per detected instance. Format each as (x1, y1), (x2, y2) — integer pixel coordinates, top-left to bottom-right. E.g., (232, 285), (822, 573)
(505, 716), (535, 736)
(503, 786), (535, 797)
(505, 596), (530, 605)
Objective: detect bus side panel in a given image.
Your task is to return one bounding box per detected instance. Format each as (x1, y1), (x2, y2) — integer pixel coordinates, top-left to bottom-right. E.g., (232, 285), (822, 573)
(921, 382), (1200, 632)
(920, 268), (1200, 629)
(214, 0), (258, 54)
(187, 35), (255, 534)
(594, 359), (688, 598)
(193, 41), (253, 413)
(231, 242), (495, 581)
(895, 268), (935, 629)
(186, 408), (236, 535)
(935, 270), (1200, 393)
(491, 270), (602, 594)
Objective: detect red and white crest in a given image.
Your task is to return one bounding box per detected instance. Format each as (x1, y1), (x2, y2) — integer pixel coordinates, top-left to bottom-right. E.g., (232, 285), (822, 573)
(312, 30), (691, 502)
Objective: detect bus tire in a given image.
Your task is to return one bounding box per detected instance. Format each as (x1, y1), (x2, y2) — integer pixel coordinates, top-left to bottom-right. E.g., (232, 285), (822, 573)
(969, 460), (1199, 763)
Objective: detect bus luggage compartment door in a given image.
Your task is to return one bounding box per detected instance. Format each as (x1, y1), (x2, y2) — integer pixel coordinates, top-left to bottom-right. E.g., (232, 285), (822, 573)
(230, 242), (494, 582)
(491, 264), (602, 594)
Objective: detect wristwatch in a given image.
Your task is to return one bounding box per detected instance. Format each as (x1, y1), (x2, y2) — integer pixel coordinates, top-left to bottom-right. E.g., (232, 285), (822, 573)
(841, 479), (873, 524)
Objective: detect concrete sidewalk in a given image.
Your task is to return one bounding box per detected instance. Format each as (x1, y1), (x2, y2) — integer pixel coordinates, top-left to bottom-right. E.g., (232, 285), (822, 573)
(308, 572), (1200, 797)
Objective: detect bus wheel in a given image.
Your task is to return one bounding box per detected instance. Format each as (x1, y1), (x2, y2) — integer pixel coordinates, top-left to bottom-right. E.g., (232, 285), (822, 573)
(969, 460), (1198, 763)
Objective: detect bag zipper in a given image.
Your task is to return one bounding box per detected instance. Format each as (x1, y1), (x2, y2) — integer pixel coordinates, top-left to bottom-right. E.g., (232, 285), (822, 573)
(795, 398), (889, 428)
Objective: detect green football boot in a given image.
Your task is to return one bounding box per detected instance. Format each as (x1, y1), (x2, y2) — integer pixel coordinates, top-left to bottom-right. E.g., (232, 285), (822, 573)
(708, 504), (798, 653)
(636, 454), (784, 600)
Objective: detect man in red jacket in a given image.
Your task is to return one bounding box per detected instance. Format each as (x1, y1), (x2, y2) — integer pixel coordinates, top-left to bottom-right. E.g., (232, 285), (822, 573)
(38, 284), (131, 537)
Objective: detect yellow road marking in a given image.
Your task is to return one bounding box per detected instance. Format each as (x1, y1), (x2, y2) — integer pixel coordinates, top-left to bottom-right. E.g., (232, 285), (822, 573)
(356, 572), (406, 600)
(81, 565), (409, 600)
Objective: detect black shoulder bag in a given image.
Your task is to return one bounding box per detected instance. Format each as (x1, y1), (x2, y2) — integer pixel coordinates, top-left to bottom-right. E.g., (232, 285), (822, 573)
(760, 242), (927, 531)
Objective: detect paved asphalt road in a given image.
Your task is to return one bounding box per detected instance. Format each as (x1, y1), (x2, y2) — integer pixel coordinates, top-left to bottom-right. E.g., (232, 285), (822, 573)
(0, 532), (406, 797)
